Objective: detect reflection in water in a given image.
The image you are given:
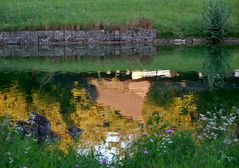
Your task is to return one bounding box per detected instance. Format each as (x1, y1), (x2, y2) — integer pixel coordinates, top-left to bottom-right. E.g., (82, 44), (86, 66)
(90, 78), (150, 121)
(0, 72), (143, 154)
(0, 71), (238, 154)
(131, 70), (173, 80)
(1, 45), (239, 73)
(235, 70), (239, 77)
(0, 45), (239, 160)
(203, 46), (232, 90)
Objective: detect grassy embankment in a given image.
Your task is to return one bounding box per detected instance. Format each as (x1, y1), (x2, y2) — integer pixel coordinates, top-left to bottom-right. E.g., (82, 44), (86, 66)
(1, 107), (239, 168)
(0, 0), (239, 38)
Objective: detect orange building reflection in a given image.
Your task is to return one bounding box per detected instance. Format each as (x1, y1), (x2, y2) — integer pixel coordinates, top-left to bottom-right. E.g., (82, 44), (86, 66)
(90, 78), (151, 122)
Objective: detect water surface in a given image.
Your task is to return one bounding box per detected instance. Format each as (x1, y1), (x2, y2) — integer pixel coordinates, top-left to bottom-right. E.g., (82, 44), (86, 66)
(0, 45), (239, 161)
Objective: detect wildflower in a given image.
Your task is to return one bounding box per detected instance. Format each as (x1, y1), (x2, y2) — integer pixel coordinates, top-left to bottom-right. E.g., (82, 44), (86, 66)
(26, 133), (32, 137)
(101, 158), (107, 165)
(165, 129), (174, 134)
(168, 140), (173, 144)
(6, 134), (11, 141)
(9, 156), (13, 164)
(226, 156), (234, 162)
(223, 138), (232, 145)
(76, 164), (80, 168)
(149, 138), (154, 142)
(144, 150), (149, 155)
(142, 133), (148, 137)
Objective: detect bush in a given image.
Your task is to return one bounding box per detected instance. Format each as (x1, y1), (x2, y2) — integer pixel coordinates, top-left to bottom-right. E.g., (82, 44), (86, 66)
(202, 0), (231, 43)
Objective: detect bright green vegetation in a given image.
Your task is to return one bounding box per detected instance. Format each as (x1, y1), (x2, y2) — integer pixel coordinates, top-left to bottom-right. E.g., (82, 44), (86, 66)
(0, 45), (239, 72)
(1, 107), (239, 168)
(121, 105), (239, 167)
(202, 0), (232, 42)
(122, 132), (239, 168)
(0, 119), (105, 168)
(0, 0), (239, 37)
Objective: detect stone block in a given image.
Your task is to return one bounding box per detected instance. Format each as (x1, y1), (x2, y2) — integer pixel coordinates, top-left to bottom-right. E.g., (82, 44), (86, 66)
(30, 31), (39, 45)
(37, 31), (54, 38)
(3, 31), (31, 45)
(113, 30), (121, 41)
(37, 31), (55, 45)
(86, 30), (105, 43)
(104, 31), (114, 41)
(3, 32), (15, 45)
(65, 31), (86, 43)
(120, 30), (133, 42)
(38, 37), (50, 46)
(50, 31), (65, 43)
(0, 47), (3, 56)
(0, 32), (3, 45)
(1, 29), (157, 46)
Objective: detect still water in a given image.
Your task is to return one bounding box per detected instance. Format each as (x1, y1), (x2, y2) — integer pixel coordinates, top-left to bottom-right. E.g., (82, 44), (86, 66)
(0, 45), (239, 161)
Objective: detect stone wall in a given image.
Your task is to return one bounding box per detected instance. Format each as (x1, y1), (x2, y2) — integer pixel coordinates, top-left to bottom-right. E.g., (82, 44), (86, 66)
(0, 29), (157, 46)
(0, 44), (156, 57)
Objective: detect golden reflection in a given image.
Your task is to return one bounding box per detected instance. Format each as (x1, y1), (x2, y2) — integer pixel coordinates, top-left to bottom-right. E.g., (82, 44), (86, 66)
(143, 90), (197, 132)
(0, 80), (142, 151)
(0, 82), (30, 121)
(68, 82), (142, 145)
(0, 77), (198, 152)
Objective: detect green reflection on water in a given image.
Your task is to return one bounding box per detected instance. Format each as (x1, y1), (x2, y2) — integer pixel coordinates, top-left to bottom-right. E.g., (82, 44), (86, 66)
(0, 45), (239, 72)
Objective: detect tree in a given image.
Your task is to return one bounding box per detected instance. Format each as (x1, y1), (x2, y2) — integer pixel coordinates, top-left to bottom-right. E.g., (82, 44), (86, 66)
(202, 0), (231, 43)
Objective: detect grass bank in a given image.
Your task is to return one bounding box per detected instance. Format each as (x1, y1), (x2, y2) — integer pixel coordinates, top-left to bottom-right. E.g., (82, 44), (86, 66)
(1, 107), (239, 167)
(0, 119), (106, 168)
(0, 0), (239, 37)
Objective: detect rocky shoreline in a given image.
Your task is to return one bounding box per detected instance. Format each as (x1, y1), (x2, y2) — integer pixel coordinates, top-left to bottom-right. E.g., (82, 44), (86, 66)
(1, 30), (239, 46)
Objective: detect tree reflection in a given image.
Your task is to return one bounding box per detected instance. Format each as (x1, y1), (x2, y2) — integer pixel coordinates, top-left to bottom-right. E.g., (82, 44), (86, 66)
(203, 45), (232, 90)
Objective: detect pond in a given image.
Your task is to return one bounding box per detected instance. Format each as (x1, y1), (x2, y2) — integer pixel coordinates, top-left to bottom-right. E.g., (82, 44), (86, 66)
(0, 44), (239, 161)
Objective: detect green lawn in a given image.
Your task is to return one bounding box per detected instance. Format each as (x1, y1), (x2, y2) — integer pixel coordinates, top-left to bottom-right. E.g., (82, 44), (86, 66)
(0, 0), (239, 37)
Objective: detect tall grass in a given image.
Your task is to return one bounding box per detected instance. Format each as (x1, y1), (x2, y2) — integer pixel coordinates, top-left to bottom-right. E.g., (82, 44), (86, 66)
(1, 108), (239, 167)
(120, 112), (239, 168)
(0, 118), (106, 168)
(0, 0), (239, 37)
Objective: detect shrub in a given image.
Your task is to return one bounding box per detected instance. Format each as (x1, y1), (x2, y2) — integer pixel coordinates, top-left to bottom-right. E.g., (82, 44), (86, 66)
(202, 0), (231, 43)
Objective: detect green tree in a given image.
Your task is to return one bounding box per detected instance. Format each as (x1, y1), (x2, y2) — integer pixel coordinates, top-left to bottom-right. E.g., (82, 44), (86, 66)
(202, 0), (231, 43)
